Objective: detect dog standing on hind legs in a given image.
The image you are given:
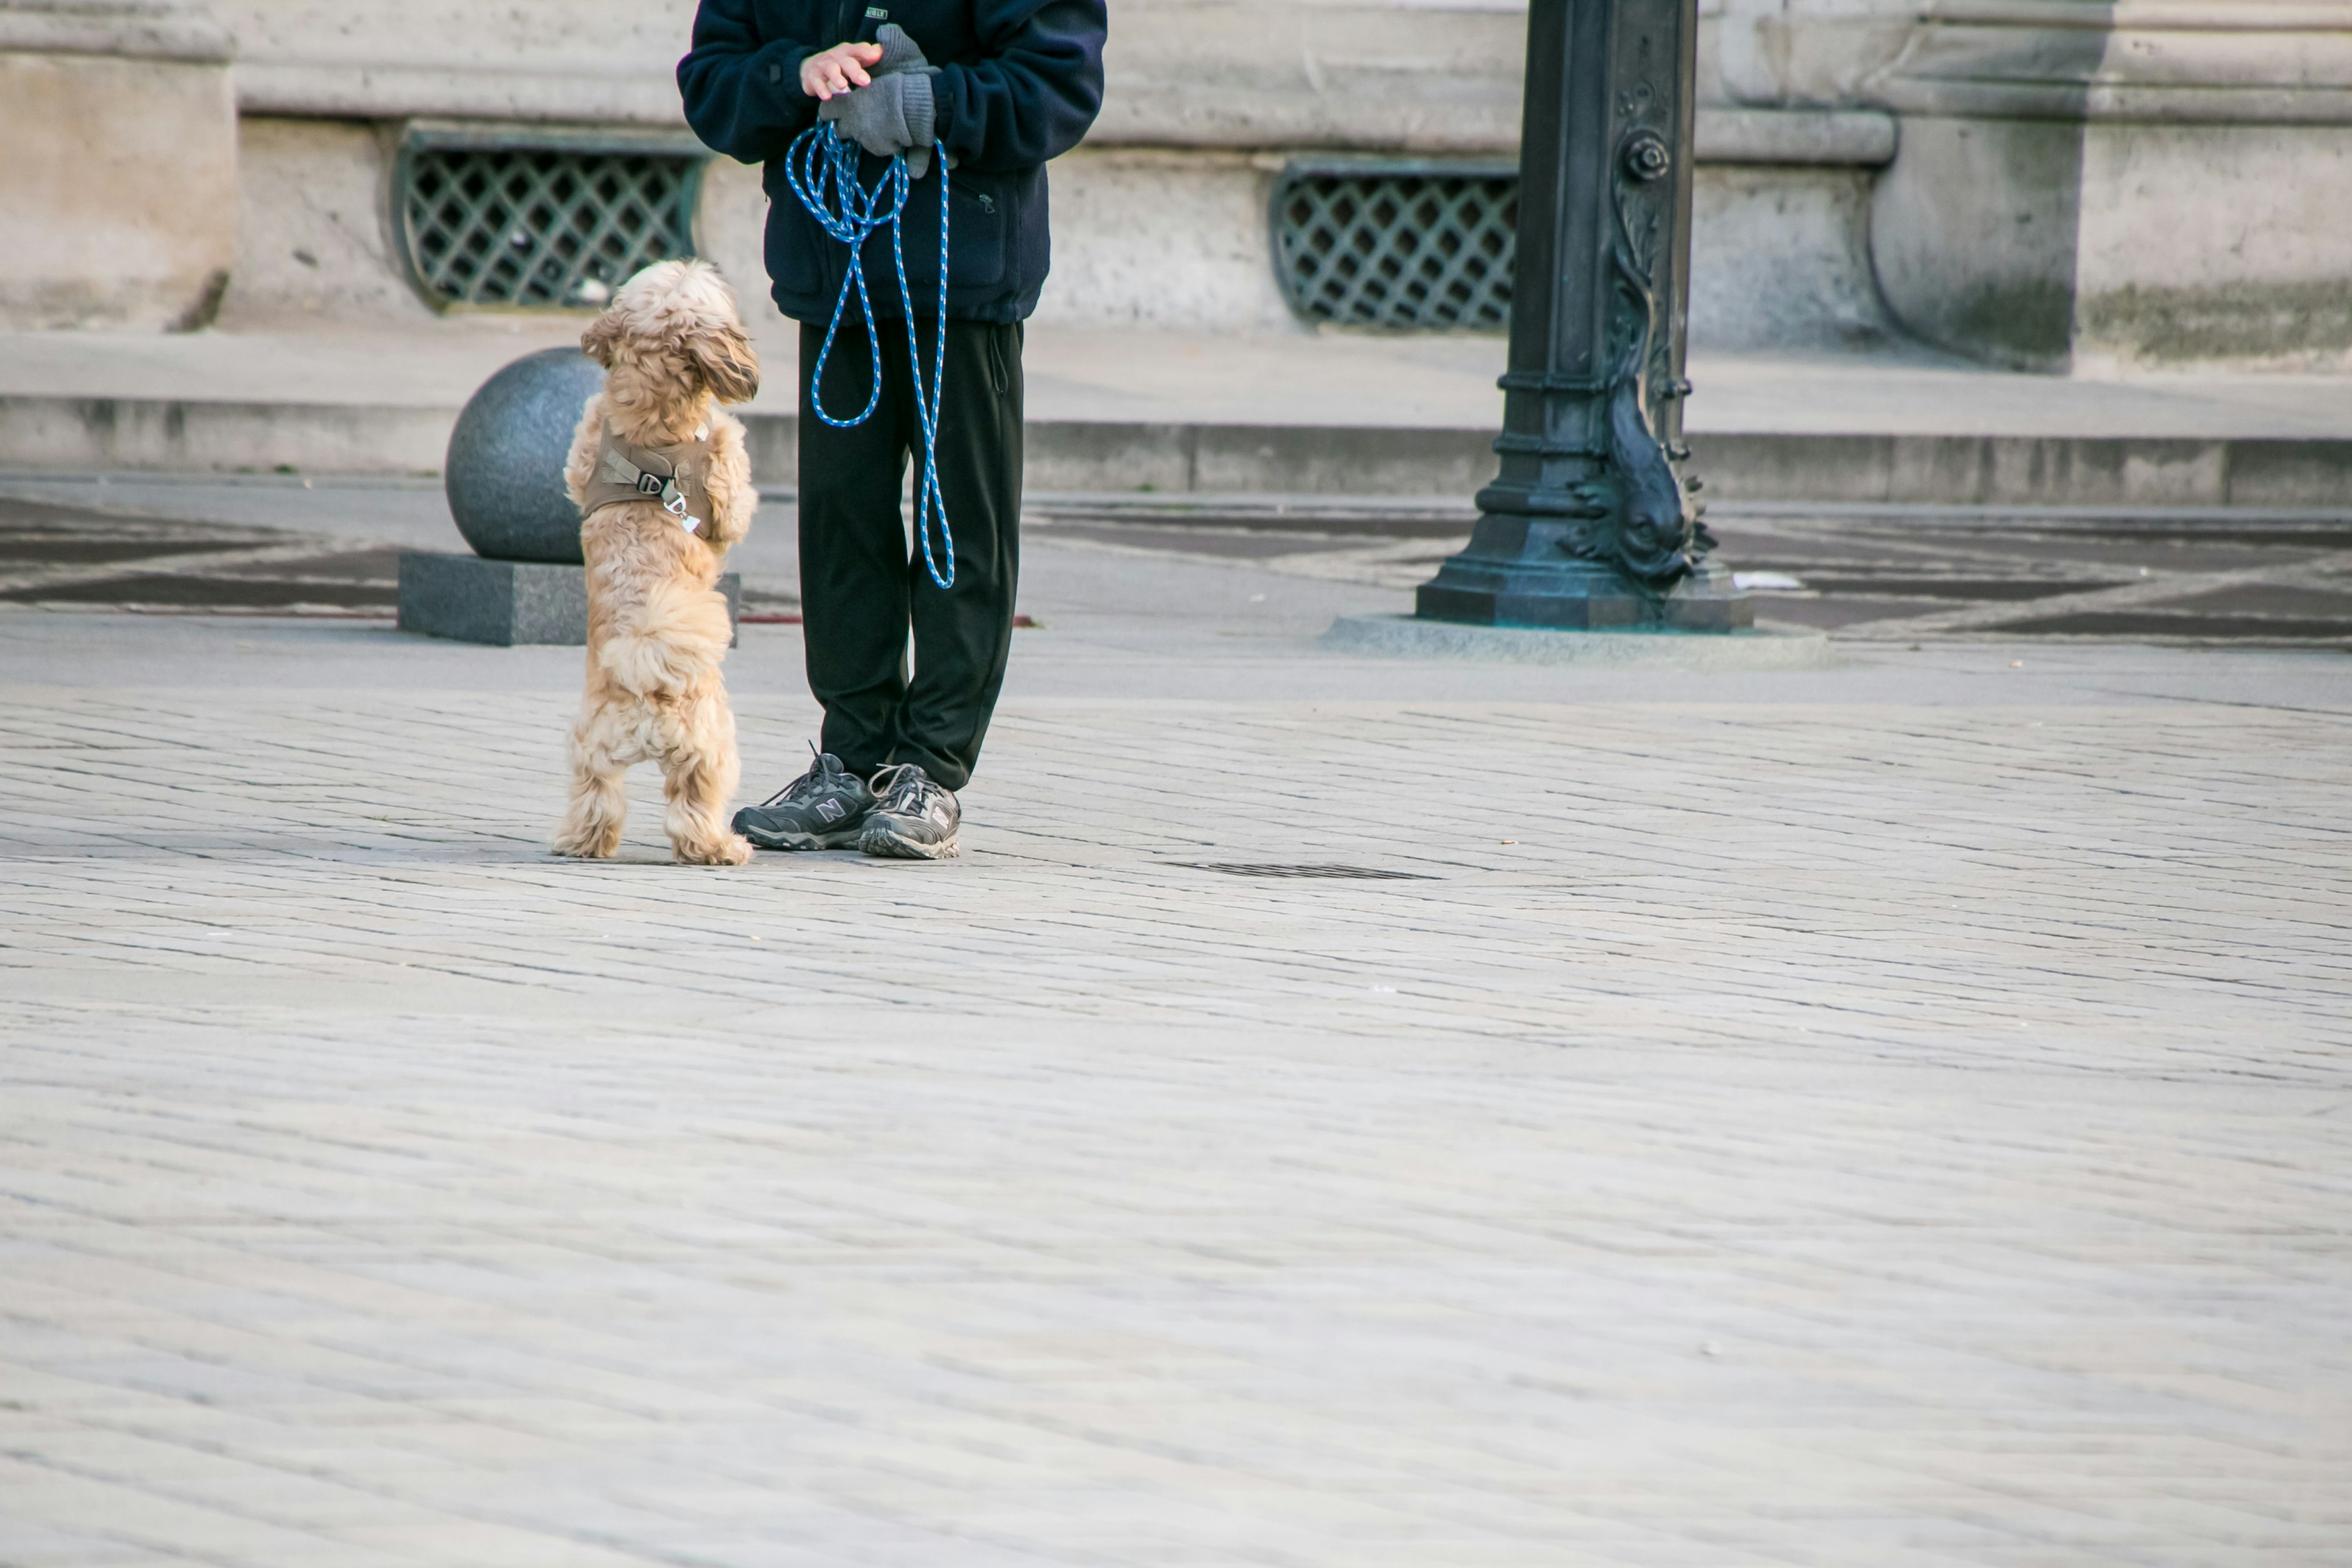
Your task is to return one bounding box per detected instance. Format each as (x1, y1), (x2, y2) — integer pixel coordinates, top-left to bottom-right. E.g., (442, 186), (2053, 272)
(551, 260), (761, 867)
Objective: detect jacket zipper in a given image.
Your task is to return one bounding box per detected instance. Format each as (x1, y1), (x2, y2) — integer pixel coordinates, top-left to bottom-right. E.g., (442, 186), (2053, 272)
(841, 1), (891, 44)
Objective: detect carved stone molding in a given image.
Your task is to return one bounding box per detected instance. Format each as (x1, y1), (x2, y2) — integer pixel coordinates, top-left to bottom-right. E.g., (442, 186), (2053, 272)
(1874, 2), (2352, 124)
(0, 0), (232, 64)
(1, 0), (237, 330)
(1868, 0), (2352, 370)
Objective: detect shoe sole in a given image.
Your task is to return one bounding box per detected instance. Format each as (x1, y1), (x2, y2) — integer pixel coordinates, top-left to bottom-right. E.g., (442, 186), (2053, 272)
(858, 824), (961, 861)
(733, 821), (865, 853)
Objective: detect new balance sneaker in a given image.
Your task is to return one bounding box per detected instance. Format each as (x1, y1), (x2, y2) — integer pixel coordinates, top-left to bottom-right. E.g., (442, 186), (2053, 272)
(858, 763), (960, 859)
(731, 749), (875, 851)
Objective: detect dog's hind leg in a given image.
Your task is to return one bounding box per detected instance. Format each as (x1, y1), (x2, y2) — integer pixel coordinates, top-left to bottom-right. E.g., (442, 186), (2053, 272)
(660, 682), (751, 867)
(553, 699), (631, 859)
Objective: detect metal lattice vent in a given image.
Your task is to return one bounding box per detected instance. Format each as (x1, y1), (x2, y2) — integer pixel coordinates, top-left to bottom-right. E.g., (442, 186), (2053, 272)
(1272, 162), (1518, 330)
(398, 134), (705, 310)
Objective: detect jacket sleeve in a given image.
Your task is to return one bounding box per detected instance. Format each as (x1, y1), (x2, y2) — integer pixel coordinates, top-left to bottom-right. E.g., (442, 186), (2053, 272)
(935, 0), (1107, 174)
(677, 0), (822, 164)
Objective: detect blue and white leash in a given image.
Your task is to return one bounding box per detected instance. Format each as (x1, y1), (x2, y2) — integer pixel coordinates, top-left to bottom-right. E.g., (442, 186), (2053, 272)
(783, 122), (955, 591)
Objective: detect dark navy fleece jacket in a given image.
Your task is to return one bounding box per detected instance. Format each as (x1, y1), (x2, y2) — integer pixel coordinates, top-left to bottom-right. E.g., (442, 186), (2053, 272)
(678, 0), (1106, 324)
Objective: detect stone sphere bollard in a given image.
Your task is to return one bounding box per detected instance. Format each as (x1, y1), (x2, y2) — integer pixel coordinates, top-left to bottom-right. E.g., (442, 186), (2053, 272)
(443, 347), (606, 565)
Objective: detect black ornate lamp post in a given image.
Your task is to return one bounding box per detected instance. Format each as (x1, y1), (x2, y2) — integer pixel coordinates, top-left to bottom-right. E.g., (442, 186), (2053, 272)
(1417, 0), (1750, 631)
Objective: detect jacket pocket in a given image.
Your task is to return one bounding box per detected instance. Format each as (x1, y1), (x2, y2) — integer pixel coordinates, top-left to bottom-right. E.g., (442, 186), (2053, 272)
(946, 178), (1007, 290)
(763, 172), (829, 298)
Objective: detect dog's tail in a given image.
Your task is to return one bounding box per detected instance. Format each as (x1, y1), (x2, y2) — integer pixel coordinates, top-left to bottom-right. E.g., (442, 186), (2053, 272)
(597, 580), (732, 698)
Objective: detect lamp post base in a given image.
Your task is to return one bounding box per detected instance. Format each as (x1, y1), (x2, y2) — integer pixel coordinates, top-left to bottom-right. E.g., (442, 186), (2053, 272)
(1415, 556), (1753, 633)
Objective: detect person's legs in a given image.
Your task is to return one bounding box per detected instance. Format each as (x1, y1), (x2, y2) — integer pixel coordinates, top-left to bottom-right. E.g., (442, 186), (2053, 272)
(892, 319), (1023, 792)
(796, 318), (915, 777)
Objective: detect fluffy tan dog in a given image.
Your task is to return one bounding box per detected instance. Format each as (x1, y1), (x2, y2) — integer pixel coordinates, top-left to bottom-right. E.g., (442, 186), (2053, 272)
(551, 260), (761, 867)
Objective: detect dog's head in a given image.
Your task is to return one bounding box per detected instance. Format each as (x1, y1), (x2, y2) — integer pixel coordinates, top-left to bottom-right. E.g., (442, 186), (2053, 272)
(581, 260), (761, 407)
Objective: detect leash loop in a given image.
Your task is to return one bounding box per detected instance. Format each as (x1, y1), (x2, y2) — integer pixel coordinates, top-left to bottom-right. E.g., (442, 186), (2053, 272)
(783, 123), (955, 592)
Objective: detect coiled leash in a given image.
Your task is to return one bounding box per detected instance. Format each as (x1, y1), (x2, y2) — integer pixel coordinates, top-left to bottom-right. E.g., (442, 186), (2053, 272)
(783, 121), (955, 591)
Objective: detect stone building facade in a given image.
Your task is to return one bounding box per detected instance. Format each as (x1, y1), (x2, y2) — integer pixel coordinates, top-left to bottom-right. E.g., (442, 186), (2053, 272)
(4, 0), (2347, 372)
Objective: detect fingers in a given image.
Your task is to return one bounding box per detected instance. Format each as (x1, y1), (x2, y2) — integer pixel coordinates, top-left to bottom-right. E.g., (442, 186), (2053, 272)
(804, 43), (883, 100)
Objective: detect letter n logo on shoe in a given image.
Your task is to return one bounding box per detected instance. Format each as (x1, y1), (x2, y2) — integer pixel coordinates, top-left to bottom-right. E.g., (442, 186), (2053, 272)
(817, 800), (845, 821)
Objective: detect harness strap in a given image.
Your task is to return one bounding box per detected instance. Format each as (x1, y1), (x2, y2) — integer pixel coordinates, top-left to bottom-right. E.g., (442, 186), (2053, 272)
(581, 424), (715, 535)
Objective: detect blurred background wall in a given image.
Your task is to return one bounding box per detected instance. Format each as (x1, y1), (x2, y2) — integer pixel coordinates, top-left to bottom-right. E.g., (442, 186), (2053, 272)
(6, 0), (2349, 372)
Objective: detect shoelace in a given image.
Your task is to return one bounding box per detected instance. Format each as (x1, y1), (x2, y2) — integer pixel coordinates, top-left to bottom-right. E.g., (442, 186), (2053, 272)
(868, 763), (932, 816)
(758, 743), (834, 810)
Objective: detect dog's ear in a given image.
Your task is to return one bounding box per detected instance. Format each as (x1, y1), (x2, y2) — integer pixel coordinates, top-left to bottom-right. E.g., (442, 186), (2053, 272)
(579, 309), (624, 369)
(688, 321), (760, 404)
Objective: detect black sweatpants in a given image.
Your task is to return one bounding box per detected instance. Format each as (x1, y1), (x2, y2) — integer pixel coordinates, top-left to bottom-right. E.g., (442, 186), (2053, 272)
(797, 317), (1023, 793)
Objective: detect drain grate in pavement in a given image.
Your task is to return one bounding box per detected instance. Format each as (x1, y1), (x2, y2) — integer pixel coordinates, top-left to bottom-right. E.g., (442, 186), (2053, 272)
(1182, 862), (1437, 880)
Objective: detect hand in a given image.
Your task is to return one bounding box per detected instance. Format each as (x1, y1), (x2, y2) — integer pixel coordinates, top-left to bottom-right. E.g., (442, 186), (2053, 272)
(814, 24), (941, 175)
(800, 41), (883, 102)
(818, 71), (939, 175)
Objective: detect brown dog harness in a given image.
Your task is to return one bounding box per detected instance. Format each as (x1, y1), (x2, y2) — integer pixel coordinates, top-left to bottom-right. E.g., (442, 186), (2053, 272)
(581, 424), (715, 535)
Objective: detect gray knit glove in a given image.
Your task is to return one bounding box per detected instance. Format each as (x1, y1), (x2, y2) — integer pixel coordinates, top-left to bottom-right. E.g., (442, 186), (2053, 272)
(818, 23), (940, 178)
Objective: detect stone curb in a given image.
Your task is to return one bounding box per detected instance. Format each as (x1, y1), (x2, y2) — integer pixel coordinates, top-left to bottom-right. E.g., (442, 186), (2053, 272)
(1322, 615), (1839, 669)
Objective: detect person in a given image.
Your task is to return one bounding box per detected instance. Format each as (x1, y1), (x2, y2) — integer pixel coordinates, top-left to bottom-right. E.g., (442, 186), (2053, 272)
(679, 0), (1107, 860)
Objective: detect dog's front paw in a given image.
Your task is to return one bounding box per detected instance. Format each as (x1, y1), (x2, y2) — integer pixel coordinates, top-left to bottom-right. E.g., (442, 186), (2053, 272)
(676, 832), (753, 867)
(552, 824), (623, 859)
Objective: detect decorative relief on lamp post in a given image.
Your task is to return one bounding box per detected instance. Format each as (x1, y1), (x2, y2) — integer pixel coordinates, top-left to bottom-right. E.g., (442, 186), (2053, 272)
(1574, 119), (1716, 590)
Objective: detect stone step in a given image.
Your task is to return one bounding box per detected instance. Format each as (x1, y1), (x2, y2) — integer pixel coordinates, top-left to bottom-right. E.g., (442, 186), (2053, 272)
(6, 392), (2348, 510)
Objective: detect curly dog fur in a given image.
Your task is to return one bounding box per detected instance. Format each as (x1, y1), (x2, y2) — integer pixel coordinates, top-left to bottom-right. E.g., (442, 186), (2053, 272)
(551, 260), (763, 867)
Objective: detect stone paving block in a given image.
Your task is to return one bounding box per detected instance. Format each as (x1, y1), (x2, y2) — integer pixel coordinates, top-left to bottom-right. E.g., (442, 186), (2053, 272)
(0, 1517), (172, 1568)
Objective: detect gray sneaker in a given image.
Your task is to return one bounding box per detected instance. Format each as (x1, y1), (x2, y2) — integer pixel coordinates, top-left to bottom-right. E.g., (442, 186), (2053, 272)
(732, 749), (874, 851)
(859, 763), (961, 859)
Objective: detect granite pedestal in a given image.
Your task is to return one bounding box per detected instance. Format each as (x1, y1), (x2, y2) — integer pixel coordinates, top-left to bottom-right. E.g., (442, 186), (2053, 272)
(397, 553), (741, 647)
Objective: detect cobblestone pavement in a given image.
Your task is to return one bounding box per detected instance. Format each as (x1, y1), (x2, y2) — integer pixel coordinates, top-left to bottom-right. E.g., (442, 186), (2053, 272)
(3, 566), (2350, 1566)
